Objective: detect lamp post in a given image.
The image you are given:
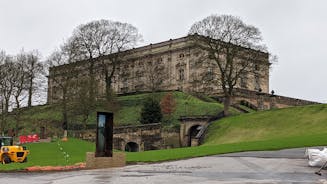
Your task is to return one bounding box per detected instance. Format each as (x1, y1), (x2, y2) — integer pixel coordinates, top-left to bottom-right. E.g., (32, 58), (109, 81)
(269, 90), (276, 109)
(256, 88), (264, 110)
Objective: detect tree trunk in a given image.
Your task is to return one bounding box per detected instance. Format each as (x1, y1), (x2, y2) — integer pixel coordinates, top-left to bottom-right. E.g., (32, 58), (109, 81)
(15, 110), (20, 136)
(62, 88), (68, 140)
(0, 101), (4, 136)
(105, 72), (113, 101)
(4, 98), (10, 113)
(14, 97), (21, 136)
(223, 95), (231, 116)
(27, 77), (33, 107)
(62, 115), (68, 141)
(89, 60), (96, 102)
(83, 115), (88, 130)
(104, 59), (116, 101)
(62, 89), (68, 127)
(15, 96), (20, 109)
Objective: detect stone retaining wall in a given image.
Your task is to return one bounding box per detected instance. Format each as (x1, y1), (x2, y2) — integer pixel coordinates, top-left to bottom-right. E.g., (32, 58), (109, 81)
(86, 152), (125, 169)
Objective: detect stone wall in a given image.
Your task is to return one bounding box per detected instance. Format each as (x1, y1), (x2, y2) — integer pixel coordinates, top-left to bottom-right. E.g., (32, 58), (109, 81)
(161, 131), (180, 149)
(85, 152), (125, 169)
(70, 123), (164, 152)
(215, 88), (318, 110)
(113, 123), (162, 151)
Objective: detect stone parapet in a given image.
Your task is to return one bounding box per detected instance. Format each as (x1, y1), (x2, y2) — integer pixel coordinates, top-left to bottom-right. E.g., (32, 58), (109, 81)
(114, 123), (161, 134)
(232, 88), (318, 106)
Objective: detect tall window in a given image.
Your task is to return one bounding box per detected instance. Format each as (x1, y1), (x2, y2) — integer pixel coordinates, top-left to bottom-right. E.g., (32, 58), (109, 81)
(241, 76), (248, 89)
(254, 74), (260, 90)
(254, 64), (260, 90)
(240, 73), (247, 89)
(179, 68), (185, 81)
(207, 67), (214, 80)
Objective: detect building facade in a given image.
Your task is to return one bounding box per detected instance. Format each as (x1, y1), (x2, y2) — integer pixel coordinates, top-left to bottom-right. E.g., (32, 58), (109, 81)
(47, 35), (270, 104)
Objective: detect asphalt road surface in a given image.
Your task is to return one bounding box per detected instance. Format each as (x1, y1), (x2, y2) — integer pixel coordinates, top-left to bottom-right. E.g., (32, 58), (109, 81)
(1, 147), (327, 184)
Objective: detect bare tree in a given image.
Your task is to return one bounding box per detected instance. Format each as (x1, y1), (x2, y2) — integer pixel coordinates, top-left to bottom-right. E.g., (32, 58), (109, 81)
(12, 51), (29, 109)
(11, 51), (30, 135)
(69, 19), (142, 100)
(25, 50), (44, 107)
(142, 58), (167, 92)
(1, 59), (16, 114)
(0, 50), (8, 134)
(0, 49), (45, 135)
(47, 40), (81, 139)
(69, 77), (94, 129)
(0, 52), (16, 134)
(189, 14), (269, 115)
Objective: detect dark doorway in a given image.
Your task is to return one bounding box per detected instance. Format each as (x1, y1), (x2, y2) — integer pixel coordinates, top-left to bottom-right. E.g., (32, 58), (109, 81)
(188, 125), (202, 146)
(125, 142), (139, 152)
(40, 126), (45, 139)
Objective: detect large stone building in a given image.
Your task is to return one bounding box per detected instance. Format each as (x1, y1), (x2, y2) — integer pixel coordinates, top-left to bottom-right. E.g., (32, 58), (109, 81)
(46, 35), (318, 150)
(47, 35), (270, 103)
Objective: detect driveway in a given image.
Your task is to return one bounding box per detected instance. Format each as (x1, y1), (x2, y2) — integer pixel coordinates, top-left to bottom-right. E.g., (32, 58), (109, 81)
(1, 147), (327, 184)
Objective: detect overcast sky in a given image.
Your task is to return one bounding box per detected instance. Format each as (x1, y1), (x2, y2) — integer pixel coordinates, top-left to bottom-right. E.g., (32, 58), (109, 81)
(0, 0), (326, 103)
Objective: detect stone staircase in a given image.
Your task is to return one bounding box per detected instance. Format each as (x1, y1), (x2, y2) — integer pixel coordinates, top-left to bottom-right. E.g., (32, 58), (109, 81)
(195, 111), (225, 145)
(231, 104), (250, 113)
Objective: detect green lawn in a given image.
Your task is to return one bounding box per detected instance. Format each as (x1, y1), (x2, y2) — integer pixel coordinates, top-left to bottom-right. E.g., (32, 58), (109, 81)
(0, 138), (94, 171)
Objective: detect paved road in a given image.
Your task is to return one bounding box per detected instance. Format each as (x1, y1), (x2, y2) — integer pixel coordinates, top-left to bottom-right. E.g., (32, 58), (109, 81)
(1, 147), (327, 184)
(218, 147), (309, 159)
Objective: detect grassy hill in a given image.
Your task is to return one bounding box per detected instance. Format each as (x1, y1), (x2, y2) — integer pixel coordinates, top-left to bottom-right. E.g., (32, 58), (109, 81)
(115, 91), (229, 126)
(5, 91), (239, 134)
(125, 104), (327, 162)
(204, 104), (327, 145)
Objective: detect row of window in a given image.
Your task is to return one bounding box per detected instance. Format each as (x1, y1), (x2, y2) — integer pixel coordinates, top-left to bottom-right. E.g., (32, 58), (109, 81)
(115, 52), (187, 70)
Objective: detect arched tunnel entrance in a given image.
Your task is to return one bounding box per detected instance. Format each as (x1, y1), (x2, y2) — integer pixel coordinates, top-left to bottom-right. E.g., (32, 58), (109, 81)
(125, 142), (139, 152)
(188, 125), (202, 146)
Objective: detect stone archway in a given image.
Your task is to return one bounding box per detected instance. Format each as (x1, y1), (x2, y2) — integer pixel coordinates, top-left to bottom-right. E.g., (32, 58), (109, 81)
(179, 116), (212, 147)
(188, 125), (202, 146)
(125, 142), (139, 152)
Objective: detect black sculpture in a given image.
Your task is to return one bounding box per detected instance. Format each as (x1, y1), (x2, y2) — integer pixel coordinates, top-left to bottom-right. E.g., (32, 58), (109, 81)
(95, 112), (113, 157)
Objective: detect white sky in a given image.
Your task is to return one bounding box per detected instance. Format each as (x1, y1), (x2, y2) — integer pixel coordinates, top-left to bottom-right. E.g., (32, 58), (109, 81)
(0, 0), (326, 103)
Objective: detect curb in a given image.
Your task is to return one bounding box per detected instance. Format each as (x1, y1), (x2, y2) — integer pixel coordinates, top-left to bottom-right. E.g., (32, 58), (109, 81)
(25, 163), (86, 172)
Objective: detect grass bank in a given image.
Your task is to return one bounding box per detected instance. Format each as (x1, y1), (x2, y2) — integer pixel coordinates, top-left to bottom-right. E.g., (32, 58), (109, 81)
(5, 91), (234, 134)
(126, 133), (327, 162)
(205, 104), (327, 145)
